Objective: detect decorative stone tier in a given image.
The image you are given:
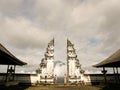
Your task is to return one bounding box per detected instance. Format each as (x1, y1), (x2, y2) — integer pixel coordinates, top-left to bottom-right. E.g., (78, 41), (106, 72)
(68, 52), (77, 57)
(45, 53), (54, 57)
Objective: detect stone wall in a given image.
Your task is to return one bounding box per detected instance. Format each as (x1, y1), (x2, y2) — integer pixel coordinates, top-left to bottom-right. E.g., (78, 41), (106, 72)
(84, 74), (117, 85)
(0, 73), (39, 85)
(0, 73), (119, 85)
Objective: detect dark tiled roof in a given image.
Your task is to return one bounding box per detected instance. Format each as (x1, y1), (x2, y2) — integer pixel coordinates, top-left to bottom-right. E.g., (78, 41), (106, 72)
(93, 49), (120, 67)
(0, 43), (27, 65)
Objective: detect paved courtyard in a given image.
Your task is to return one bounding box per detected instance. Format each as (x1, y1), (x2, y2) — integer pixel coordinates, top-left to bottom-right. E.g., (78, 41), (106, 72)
(0, 85), (100, 90)
(26, 85), (101, 90)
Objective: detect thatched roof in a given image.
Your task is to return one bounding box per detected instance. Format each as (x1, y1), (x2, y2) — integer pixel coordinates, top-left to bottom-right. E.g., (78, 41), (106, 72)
(93, 49), (120, 67)
(0, 43), (27, 65)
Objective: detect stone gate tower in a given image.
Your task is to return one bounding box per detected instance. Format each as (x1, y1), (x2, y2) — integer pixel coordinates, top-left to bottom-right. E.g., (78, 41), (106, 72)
(67, 39), (84, 83)
(39, 39), (54, 83)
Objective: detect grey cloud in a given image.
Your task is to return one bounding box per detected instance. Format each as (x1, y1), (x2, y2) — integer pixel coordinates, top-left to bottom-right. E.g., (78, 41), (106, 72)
(0, 0), (120, 73)
(0, 0), (24, 17)
(54, 61), (65, 67)
(0, 17), (54, 49)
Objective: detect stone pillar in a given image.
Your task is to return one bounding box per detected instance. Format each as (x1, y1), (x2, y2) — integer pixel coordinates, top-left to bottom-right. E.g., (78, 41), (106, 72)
(101, 67), (107, 84)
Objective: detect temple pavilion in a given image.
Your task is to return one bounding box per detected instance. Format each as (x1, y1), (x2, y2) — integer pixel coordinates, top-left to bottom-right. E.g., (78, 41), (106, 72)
(0, 43), (27, 82)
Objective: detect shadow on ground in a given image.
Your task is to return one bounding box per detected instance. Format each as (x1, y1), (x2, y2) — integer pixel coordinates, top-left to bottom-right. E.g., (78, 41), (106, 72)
(0, 85), (30, 90)
(0, 84), (120, 90)
(100, 84), (120, 90)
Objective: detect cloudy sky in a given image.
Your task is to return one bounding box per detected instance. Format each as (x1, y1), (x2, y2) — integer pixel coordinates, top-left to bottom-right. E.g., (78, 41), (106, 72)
(0, 0), (120, 76)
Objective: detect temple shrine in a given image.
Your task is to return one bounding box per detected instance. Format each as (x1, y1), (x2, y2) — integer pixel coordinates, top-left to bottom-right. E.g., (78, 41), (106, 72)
(39, 39), (54, 83)
(67, 39), (84, 83)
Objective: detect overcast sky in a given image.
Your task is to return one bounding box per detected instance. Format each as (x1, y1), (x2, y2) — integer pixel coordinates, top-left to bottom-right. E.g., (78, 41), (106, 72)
(0, 0), (120, 76)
